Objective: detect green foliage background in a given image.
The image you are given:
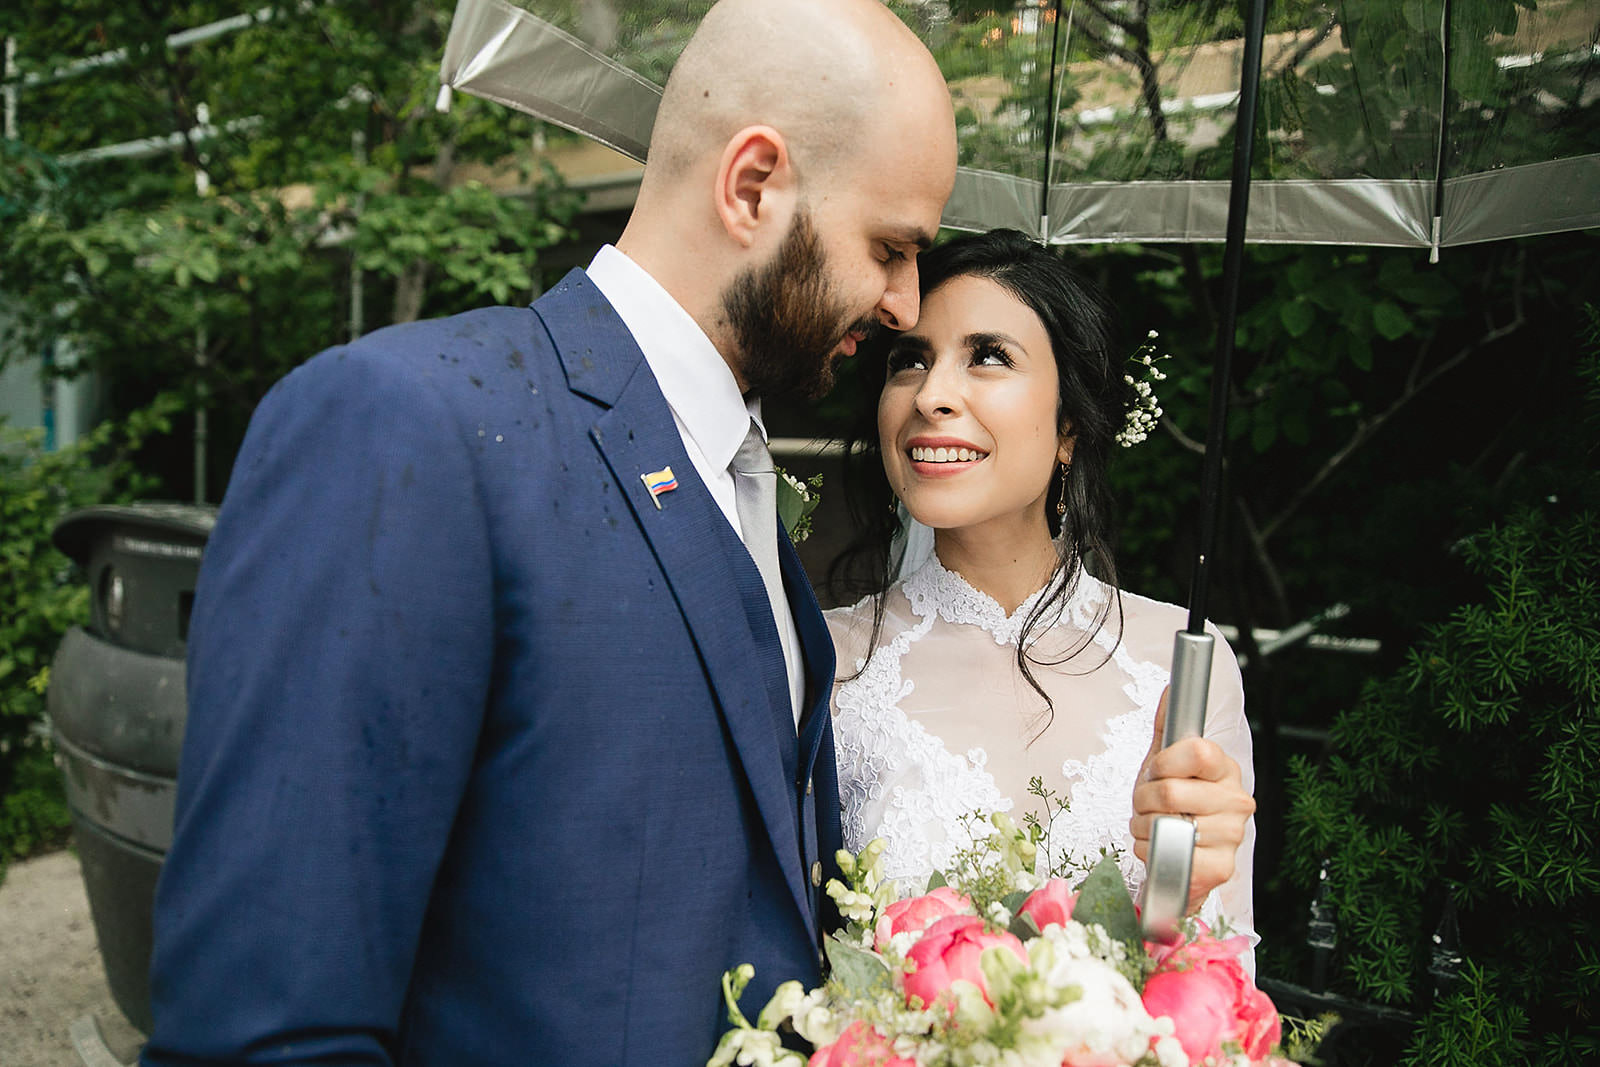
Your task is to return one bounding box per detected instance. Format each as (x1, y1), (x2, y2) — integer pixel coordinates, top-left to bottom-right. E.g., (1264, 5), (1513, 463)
(1280, 313), (1600, 1063)
(1, 0), (580, 505)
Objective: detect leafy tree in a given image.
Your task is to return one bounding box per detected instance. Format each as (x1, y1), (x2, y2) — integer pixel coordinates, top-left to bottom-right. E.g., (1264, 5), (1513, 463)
(1, 0), (580, 501)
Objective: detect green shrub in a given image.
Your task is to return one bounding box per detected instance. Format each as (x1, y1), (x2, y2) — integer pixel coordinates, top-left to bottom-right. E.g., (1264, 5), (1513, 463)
(0, 396), (177, 878)
(1281, 315), (1600, 1063)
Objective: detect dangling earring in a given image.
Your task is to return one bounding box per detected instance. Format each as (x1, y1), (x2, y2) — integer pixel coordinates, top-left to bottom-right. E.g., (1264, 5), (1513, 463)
(1055, 461), (1070, 517)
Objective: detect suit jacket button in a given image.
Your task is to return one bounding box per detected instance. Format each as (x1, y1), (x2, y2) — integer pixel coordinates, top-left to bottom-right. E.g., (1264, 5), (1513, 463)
(810, 861), (822, 887)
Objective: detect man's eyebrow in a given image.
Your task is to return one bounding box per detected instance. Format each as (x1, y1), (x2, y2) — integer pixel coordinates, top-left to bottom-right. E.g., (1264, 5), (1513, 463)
(885, 227), (936, 252)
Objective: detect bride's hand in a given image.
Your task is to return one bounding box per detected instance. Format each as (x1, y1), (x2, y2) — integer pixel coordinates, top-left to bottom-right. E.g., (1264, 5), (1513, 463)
(1128, 686), (1256, 915)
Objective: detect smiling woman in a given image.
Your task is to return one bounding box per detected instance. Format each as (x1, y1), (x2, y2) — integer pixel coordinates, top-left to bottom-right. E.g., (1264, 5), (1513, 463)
(878, 274), (1071, 557)
(825, 229), (1263, 970)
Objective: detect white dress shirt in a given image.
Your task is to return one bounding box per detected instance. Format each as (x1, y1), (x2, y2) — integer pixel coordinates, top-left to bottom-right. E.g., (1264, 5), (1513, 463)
(587, 245), (806, 725)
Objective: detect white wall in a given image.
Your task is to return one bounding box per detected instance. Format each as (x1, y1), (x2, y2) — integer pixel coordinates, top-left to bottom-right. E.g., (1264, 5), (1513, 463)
(0, 306), (97, 448)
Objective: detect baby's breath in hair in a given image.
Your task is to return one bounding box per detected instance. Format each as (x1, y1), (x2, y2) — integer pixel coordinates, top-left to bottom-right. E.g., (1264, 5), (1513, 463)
(1115, 329), (1169, 447)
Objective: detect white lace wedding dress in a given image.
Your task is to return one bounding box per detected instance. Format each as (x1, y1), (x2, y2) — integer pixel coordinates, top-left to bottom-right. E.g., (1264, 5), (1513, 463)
(826, 552), (1258, 964)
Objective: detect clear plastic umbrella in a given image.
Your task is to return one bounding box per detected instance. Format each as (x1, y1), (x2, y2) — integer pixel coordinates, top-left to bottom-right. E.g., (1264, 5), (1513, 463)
(439, 0), (1599, 255)
(436, 0), (1600, 936)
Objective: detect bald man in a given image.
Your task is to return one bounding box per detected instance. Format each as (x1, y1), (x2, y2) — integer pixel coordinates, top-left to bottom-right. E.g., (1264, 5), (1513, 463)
(142, 1), (956, 1064)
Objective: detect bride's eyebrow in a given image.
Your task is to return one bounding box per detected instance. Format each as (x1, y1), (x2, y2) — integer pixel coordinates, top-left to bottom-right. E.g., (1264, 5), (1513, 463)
(889, 335), (933, 354)
(963, 330), (1023, 351)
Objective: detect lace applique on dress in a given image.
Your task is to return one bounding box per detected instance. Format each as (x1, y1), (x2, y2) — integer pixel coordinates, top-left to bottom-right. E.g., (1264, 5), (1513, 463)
(1048, 584), (1168, 893)
(900, 556), (1062, 648)
(832, 603), (1013, 888)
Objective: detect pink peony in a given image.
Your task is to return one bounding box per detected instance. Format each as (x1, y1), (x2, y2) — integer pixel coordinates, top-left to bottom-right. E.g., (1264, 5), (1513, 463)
(1141, 938), (1281, 1062)
(1017, 879), (1078, 932)
(873, 886), (974, 951)
(808, 1020), (919, 1067)
(902, 914), (1027, 1010)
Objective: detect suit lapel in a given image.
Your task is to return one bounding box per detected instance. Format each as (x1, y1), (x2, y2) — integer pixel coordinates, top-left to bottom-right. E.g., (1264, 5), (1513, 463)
(533, 272), (815, 935)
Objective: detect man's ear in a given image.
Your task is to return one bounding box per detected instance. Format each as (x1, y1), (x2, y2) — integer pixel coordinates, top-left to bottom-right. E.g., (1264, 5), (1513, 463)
(714, 125), (795, 248)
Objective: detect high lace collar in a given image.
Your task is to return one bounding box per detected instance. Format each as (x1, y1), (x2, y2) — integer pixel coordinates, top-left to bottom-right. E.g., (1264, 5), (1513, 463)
(900, 550), (1107, 647)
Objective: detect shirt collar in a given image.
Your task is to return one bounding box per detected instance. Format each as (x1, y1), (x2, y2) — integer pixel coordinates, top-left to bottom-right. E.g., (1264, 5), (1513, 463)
(586, 244), (763, 469)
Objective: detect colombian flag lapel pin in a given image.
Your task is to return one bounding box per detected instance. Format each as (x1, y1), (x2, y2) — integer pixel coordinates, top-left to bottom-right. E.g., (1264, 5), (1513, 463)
(641, 466), (679, 509)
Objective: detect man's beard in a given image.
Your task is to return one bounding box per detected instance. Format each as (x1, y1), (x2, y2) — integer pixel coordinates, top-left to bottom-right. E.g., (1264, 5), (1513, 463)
(721, 209), (874, 402)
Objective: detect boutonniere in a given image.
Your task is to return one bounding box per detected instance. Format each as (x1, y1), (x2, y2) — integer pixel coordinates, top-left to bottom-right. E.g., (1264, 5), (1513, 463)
(774, 466), (823, 543)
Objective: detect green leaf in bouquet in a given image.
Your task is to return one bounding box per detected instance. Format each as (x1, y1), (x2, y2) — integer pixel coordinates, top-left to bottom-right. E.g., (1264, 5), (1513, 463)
(1000, 890), (1036, 939)
(926, 869), (948, 891)
(1072, 857), (1141, 954)
(1007, 910), (1040, 941)
(824, 934), (892, 999)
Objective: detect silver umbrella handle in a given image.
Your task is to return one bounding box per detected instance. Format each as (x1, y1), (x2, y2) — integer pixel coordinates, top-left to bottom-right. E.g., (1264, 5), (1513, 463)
(1137, 630), (1213, 943)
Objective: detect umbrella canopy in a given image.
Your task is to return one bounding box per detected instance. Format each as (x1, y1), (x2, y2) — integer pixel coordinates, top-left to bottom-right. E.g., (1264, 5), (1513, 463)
(440, 0), (1600, 254)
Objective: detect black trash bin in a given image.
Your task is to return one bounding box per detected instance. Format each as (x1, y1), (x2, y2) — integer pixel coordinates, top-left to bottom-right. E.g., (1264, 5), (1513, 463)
(47, 503), (215, 1037)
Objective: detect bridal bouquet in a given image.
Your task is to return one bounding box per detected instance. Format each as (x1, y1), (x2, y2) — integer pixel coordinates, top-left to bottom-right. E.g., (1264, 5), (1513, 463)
(709, 816), (1294, 1067)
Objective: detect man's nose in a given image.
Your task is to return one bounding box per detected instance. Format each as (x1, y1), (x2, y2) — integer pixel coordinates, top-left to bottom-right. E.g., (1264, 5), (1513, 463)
(876, 271), (920, 332)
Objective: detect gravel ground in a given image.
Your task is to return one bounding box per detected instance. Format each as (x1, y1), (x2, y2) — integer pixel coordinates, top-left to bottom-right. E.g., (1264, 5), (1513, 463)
(0, 849), (146, 1067)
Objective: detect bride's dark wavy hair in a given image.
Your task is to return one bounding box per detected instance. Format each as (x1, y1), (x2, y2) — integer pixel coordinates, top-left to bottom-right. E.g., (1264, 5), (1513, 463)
(826, 228), (1131, 729)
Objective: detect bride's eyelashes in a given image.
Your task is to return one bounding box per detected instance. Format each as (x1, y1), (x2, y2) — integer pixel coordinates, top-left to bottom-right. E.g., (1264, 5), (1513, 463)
(969, 339), (1014, 368)
(886, 346), (928, 375)
(885, 337), (1017, 376)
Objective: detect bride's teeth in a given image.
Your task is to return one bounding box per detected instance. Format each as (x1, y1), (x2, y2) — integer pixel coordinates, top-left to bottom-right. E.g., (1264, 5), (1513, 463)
(910, 446), (987, 463)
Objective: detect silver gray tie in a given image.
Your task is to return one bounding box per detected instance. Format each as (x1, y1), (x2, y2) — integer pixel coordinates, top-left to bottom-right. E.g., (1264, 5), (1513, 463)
(732, 418), (787, 634)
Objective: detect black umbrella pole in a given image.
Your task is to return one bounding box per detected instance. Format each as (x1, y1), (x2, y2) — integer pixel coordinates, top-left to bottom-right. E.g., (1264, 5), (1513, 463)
(1167, 0), (1269, 735)
(1186, 0), (1269, 637)
(1141, 0), (1272, 947)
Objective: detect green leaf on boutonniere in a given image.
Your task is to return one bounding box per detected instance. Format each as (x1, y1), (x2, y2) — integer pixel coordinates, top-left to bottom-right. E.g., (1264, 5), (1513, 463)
(824, 934), (892, 998)
(1073, 856), (1142, 955)
(774, 466), (823, 542)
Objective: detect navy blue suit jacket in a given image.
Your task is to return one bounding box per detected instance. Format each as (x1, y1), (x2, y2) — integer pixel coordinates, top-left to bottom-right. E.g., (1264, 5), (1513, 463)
(144, 271), (842, 1066)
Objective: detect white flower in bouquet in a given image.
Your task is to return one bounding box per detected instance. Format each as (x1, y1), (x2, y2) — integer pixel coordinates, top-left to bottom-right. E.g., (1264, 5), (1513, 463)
(1021, 953), (1162, 1067)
